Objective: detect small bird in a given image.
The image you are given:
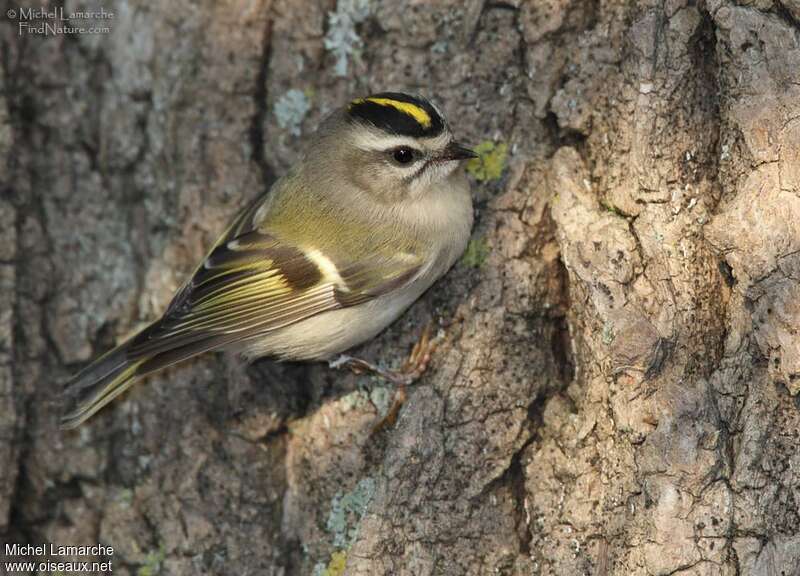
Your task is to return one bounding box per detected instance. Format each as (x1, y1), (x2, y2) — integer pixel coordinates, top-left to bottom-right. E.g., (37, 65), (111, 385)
(62, 92), (476, 428)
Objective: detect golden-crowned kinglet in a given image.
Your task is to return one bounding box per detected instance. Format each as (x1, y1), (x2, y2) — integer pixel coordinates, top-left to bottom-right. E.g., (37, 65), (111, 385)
(62, 92), (476, 428)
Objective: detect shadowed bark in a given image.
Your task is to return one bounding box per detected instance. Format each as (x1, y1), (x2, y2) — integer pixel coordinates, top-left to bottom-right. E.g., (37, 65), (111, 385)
(2, 0), (800, 574)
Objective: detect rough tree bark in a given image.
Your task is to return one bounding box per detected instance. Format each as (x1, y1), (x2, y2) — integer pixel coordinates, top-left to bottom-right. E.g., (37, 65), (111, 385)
(2, 0), (800, 574)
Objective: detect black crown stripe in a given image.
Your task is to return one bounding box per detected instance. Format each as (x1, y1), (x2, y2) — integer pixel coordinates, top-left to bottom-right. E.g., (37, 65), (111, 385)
(347, 92), (445, 137)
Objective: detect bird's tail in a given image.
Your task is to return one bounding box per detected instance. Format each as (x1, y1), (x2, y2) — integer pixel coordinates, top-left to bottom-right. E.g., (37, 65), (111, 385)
(61, 340), (149, 429)
(61, 320), (236, 429)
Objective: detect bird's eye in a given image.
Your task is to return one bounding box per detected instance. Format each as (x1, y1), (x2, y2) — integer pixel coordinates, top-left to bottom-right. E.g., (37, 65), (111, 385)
(391, 147), (417, 165)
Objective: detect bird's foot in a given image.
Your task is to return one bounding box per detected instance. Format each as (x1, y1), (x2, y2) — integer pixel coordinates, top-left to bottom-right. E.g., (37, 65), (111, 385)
(329, 323), (443, 432)
(328, 322), (442, 386)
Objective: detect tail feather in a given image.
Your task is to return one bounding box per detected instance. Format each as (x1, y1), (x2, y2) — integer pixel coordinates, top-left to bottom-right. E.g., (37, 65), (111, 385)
(61, 357), (146, 429)
(61, 329), (233, 429)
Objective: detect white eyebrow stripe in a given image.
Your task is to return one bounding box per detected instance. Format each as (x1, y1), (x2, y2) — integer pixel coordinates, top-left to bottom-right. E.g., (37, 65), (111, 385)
(351, 130), (419, 151)
(350, 127), (452, 152)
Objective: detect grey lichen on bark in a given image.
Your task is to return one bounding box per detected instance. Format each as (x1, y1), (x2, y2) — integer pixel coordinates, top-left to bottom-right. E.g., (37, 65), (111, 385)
(2, 0), (800, 575)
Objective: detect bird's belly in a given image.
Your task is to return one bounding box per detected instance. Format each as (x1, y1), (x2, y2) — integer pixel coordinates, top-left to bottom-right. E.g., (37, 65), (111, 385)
(236, 192), (472, 362)
(237, 281), (427, 362)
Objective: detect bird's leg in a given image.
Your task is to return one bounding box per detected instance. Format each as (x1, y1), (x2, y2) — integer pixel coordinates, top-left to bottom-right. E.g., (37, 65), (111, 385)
(328, 355), (411, 386)
(328, 323), (442, 385)
(329, 323), (443, 432)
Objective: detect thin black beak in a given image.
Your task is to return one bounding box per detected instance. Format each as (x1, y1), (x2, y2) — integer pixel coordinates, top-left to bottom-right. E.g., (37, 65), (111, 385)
(439, 141), (478, 162)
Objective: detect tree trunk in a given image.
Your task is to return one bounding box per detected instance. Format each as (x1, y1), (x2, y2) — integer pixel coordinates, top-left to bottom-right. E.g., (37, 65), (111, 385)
(2, 0), (800, 574)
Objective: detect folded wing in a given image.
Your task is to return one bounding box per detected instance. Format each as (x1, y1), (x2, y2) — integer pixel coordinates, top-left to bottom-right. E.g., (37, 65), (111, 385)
(62, 218), (421, 428)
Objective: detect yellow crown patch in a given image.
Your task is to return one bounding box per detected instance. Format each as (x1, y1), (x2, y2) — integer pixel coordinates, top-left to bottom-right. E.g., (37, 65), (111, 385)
(353, 97), (433, 129)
